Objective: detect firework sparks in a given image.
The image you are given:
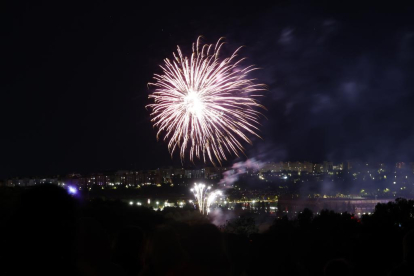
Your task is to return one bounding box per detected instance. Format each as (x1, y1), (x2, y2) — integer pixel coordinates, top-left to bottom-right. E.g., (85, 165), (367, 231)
(191, 183), (222, 215)
(147, 37), (266, 165)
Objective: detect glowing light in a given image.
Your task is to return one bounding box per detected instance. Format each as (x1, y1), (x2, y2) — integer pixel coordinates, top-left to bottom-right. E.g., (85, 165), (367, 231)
(129, 201), (133, 205)
(147, 37), (266, 165)
(68, 186), (77, 195)
(191, 183), (222, 215)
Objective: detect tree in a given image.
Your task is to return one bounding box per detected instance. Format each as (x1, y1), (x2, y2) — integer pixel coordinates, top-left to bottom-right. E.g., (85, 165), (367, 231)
(223, 217), (258, 237)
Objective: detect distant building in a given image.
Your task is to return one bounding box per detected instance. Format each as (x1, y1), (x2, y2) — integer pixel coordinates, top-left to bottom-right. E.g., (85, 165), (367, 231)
(184, 169), (205, 179)
(135, 170), (162, 185)
(5, 177), (59, 187)
(323, 161), (333, 172)
(260, 162), (284, 173)
(205, 167), (220, 179)
(173, 168), (185, 178)
(345, 161), (352, 171)
(396, 162), (406, 169)
(313, 163), (323, 173)
(63, 174), (86, 187)
(260, 161), (313, 173)
(333, 163), (343, 171)
(303, 162), (313, 173)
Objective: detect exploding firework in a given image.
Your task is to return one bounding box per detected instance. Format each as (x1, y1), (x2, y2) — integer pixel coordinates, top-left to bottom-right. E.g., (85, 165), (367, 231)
(147, 37), (266, 165)
(191, 183), (222, 215)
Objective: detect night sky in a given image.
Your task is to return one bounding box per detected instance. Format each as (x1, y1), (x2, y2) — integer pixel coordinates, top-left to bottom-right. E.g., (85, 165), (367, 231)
(2, 1), (414, 178)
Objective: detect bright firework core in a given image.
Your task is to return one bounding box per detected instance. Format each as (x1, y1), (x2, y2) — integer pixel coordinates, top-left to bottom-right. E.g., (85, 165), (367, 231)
(184, 90), (204, 117)
(147, 37), (266, 165)
(191, 183), (222, 215)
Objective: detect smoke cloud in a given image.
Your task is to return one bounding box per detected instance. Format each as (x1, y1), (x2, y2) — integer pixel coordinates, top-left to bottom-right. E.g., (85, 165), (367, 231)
(218, 158), (265, 187)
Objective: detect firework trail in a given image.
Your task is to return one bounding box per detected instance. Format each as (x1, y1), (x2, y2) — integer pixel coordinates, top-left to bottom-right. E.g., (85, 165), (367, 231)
(191, 183), (222, 215)
(147, 37), (266, 165)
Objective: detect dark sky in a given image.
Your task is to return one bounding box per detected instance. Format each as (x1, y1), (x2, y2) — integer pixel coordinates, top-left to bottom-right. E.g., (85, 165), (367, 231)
(2, 1), (414, 178)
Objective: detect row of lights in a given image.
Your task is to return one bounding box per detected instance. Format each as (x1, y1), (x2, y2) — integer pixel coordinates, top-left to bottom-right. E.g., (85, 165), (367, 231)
(128, 200), (195, 208)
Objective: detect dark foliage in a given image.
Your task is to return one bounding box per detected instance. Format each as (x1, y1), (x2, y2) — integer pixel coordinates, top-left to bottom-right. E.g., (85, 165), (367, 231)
(1, 186), (414, 276)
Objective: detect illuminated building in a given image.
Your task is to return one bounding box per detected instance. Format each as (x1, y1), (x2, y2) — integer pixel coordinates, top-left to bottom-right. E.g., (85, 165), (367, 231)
(323, 161), (333, 172)
(396, 162), (406, 169)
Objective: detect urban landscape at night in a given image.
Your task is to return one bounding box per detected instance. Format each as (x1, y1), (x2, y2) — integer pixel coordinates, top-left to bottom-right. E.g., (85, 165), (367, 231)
(2, 1), (414, 276)
(3, 161), (414, 217)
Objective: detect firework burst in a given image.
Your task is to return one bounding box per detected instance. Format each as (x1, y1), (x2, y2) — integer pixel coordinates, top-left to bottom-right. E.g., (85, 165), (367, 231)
(191, 183), (222, 215)
(147, 37), (266, 165)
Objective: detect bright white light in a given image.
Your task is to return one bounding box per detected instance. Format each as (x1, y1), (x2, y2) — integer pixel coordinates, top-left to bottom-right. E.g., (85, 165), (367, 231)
(129, 201), (133, 205)
(68, 186), (77, 195)
(191, 183), (222, 215)
(183, 91), (205, 117)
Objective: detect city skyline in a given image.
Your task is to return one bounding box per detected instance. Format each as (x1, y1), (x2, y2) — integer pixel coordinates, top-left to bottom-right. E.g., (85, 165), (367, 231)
(4, 160), (414, 184)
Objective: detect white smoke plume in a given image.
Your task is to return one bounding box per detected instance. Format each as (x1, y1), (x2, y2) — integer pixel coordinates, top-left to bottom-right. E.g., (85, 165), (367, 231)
(218, 158), (265, 187)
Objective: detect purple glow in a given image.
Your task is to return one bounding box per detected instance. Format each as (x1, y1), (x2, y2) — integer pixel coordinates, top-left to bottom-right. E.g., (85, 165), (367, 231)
(68, 186), (77, 195)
